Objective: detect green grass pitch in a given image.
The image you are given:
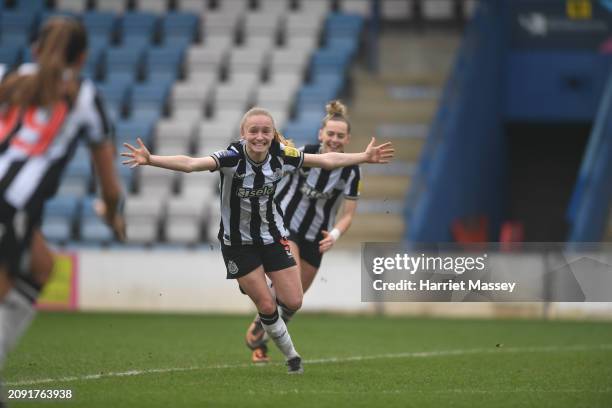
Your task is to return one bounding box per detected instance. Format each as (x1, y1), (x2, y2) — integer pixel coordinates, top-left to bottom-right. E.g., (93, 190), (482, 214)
(3, 312), (612, 407)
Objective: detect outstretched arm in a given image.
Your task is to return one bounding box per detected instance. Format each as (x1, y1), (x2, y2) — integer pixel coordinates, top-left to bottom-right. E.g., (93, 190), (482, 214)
(121, 138), (217, 173)
(303, 137), (394, 170)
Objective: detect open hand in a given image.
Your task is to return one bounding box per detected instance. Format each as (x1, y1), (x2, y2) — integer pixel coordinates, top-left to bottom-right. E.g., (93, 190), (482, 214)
(364, 137), (394, 164)
(121, 138), (151, 168)
(319, 230), (336, 254)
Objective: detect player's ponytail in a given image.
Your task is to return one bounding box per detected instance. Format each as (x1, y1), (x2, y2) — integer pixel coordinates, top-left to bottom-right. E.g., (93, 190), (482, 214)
(0, 16), (86, 109)
(321, 99), (351, 133)
(274, 129), (294, 147)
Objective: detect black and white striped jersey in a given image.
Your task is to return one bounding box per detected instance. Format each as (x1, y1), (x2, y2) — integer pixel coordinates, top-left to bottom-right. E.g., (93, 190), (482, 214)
(0, 64), (113, 214)
(276, 144), (361, 242)
(211, 139), (304, 246)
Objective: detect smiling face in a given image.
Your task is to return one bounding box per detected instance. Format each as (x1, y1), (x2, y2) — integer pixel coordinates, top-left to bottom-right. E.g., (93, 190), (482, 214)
(241, 114), (275, 157)
(319, 119), (350, 153)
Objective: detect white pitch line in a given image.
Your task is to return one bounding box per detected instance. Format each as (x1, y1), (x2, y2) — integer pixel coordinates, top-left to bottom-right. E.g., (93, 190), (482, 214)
(249, 388), (612, 396)
(6, 344), (612, 387)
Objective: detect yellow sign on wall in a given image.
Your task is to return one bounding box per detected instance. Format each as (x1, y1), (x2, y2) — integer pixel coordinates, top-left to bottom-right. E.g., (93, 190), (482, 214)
(37, 253), (78, 311)
(567, 0), (592, 19)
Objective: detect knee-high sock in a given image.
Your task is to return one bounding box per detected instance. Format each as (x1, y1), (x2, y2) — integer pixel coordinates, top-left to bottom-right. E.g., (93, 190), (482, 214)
(252, 300), (296, 345)
(0, 277), (39, 368)
(277, 299), (297, 324)
(252, 282), (276, 343)
(258, 310), (299, 360)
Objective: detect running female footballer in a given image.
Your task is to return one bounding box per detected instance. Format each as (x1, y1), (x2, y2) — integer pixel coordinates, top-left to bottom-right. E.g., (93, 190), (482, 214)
(245, 100), (362, 363)
(122, 107), (393, 374)
(0, 17), (125, 403)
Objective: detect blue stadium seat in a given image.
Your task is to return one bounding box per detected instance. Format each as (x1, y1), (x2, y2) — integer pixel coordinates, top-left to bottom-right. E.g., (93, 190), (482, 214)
(310, 47), (352, 76)
(62, 153), (93, 196)
(79, 196), (114, 243)
(115, 117), (156, 147)
(161, 12), (198, 44)
(129, 108), (161, 126)
(0, 46), (22, 70)
(15, 0), (48, 12)
(82, 43), (105, 80)
(1, 10), (38, 48)
(89, 33), (112, 49)
(83, 12), (117, 43)
(43, 195), (80, 243)
(326, 36), (359, 58)
(144, 45), (186, 81)
(116, 158), (134, 193)
(121, 34), (150, 50)
(103, 71), (133, 86)
(22, 46), (33, 63)
(325, 13), (364, 38)
(283, 121), (320, 145)
(0, 31), (30, 47)
(121, 12), (158, 45)
(97, 80), (131, 120)
(310, 71), (344, 92)
(105, 45), (145, 80)
(0, 12), (38, 40)
(147, 71), (177, 85)
(296, 84), (339, 111)
(39, 11), (78, 26)
(294, 107), (326, 124)
(131, 80), (172, 116)
(45, 195), (80, 218)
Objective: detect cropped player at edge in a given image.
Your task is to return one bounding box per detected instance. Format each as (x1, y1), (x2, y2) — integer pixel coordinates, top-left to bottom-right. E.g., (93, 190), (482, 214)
(0, 17), (125, 404)
(245, 100), (362, 363)
(121, 107), (394, 374)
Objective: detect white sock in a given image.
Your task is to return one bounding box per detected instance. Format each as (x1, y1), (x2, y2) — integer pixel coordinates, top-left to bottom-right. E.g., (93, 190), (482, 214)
(0, 287), (36, 368)
(278, 300), (297, 324)
(259, 311), (299, 361)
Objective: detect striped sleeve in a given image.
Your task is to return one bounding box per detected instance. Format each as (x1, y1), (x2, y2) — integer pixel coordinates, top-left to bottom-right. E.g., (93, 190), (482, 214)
(283, 145), (307, 175)
(210, 144), (241, 171)
(344, 166), (361, 200)
(279, 142), (304, 171)
(82, 81), (114, 146)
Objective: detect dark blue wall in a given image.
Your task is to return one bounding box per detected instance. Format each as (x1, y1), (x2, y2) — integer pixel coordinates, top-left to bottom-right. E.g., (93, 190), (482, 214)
(505, 52), (611, 121)
(406, 0), (612, 243)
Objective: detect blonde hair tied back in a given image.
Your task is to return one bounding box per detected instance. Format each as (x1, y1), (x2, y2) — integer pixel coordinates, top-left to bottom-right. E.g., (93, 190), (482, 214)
(326, 100), (347, 116)
(322, 99), (350, 132)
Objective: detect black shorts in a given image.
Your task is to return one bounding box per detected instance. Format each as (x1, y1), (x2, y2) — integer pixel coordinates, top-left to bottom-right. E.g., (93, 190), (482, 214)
(288, 230), (323, 269)
(0, 202), (39, 278)
(220, 238), (297, 279)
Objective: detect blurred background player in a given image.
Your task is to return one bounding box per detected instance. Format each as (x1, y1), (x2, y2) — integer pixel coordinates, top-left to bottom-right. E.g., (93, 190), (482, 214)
(0, 16), (125, 401)
(121, 107), (393, 374)
(245, 100), (361, 363)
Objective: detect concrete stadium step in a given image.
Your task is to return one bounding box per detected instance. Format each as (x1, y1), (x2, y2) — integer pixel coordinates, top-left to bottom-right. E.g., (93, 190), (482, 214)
(350, 101), (438, 124)
(352, 67), (449, 87)
(335, 27), (461, 244)
(352, 81), (442, 102)
(347, 135), (424, 163)
(360, 174), (411, 200)
(378, 28), (460, 78)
